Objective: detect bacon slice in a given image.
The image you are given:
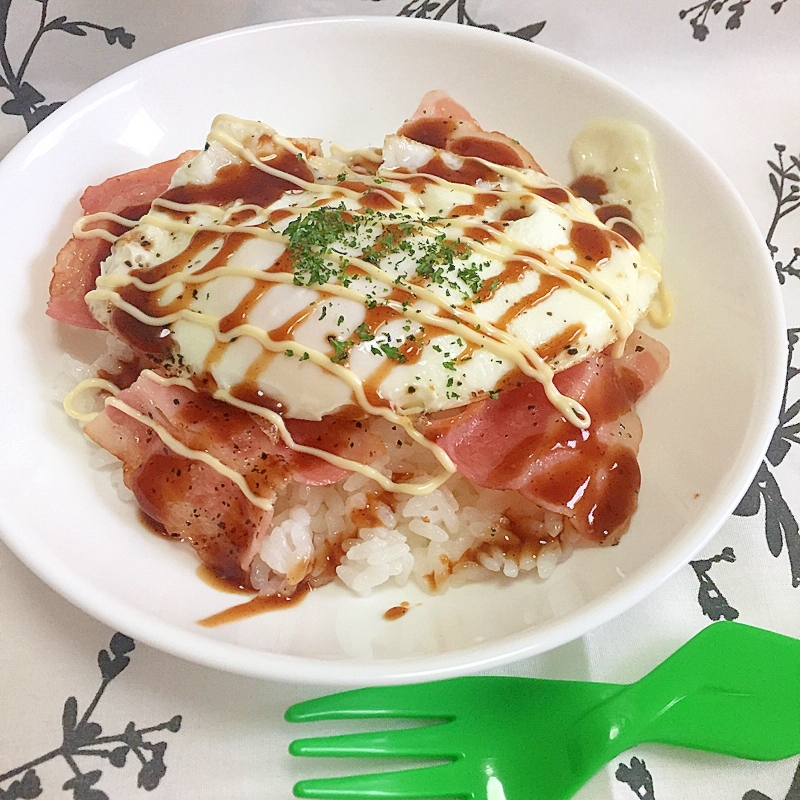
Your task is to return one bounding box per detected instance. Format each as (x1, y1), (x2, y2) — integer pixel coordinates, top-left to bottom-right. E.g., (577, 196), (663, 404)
(398, 89), (544, 172)
(418, 331), (669, 544)
(47, 151), (197, 329)
(84, 374), (384, 583)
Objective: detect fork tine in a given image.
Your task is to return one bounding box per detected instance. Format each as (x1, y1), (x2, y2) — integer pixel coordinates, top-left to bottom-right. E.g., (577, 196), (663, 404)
(286, 681), (464, 723)
(289, 720), (458, 760)
(293, 763), (465, 799)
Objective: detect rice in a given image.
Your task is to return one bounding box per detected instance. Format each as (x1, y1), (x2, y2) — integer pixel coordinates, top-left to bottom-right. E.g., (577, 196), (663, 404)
(62, 350), (572, 598)
(249, 418), (571, 597)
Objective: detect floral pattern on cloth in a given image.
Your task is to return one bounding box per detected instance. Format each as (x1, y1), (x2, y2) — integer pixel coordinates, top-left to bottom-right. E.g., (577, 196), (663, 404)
(0, 635), (180, 800)
(0, 1), (798, 798)
(0, 1), (134, 134)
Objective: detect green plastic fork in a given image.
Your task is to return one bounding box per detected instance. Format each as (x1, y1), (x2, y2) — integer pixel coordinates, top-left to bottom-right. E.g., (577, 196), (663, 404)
(286, 622), (800, 799)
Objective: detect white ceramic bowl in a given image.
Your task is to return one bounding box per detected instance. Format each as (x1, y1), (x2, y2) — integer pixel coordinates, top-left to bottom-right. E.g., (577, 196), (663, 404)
(0, 17), (785, 684)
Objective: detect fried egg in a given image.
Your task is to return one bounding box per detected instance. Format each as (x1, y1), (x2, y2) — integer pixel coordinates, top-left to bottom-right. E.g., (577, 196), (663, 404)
(86, 114), (663, 426)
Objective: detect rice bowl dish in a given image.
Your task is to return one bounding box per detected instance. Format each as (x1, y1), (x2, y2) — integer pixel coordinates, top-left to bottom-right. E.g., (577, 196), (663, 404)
(0, 17), (784, 684)
(50, 91), (670, 604)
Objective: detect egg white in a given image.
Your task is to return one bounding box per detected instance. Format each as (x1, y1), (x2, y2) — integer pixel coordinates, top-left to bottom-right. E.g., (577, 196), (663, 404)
(92, 115), (662, 421)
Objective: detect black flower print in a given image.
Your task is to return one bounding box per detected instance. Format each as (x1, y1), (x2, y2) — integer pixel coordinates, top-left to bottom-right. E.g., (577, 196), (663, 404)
(766, 145), (800, 285)
(733, 142), (800, 587)
(0, 634), (181, 800)
(690, 547), (741, 620)
(736, 329), (800, 587)
(367, 0), (547, 41)
(679, 0), (790, 40)
(616, 756), (656, 800)
(0, 0), (134, 132)
(742, 758), (800, 799)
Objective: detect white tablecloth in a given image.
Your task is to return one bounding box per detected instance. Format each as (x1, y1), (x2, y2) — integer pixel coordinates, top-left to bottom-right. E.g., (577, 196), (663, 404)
(1, 2), (799, 798)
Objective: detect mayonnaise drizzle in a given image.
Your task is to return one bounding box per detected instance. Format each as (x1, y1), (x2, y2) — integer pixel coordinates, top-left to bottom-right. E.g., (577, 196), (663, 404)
(64, 370), (456, 496)
(216, 389), (454, 495)
(73, 212), (140, 242)
(79, 116), (667, 496)
(63, 374), (275, 507)
(63, 377), (121, 421)
(105, 394), (276, 513)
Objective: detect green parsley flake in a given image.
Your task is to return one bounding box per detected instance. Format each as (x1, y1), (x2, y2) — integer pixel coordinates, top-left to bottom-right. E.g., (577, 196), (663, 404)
(328, 336), (354, 363)
(284, 205), (352, 286)
(355, 323), (374, 341)
(380, 343), (406, 362)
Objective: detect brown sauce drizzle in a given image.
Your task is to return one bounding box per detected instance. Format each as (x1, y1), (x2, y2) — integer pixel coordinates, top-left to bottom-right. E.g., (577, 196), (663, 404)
(197, 583), (310, 627)
(383, 601), (411, 621)
(463, 225), (498, 243)
(339, 180), (370, 194)
(569, 221), (612, 267)
(226, 209), (258, 226)
(363, 362), (400, 408)
(266, 251), (293, 274)
(340, 181), (403, 208)
(449, 193), (500, 217)
(241, 350), (279, 396)
(196, 564), (255, 594)
(594, 204), (644, 248)
(536, 323), (585, 361)
(138, 508), (173, 538)
(569, 174), (608, 205)
(496, 273), (567, 329)
(535, 186), (570, 205)
(500, 207), (529, 222)
(264, 304), (316, 342)
(473, 259), (531, 304)
(396, 174), (433, 194)
(97, 358), (144, 391)
(388, 286), (416, 305)
(345, 152), (383, 176)
(196, 231), (252, 276)
(110, 293), (173, 357)
(163, 150), (314, 208)
(133, 229), (221, 285)
(448, 135), (526, 168)
(350, 490), (397, 530)
(472, 528), (548, 567)
(398, 117), (460, 150)
(219, 281), (271, 335)
(269, 208), (294, 224)
(363, 303), (404, 332)
(417, 153), (500, 187)
(611, 220), (643, 249)
(595, 204), (632, 223)
(359, 190), (399, 211)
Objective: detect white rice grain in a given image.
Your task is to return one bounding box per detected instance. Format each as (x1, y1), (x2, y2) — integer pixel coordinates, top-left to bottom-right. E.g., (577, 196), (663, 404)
(251, 420), (576, 597)
(337, 528), (413, 594)
(261, 508), (314, 584)
(537, 539), (562, 580)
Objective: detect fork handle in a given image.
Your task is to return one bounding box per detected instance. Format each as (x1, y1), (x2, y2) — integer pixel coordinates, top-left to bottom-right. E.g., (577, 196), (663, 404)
(570, 622), (800, 764)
